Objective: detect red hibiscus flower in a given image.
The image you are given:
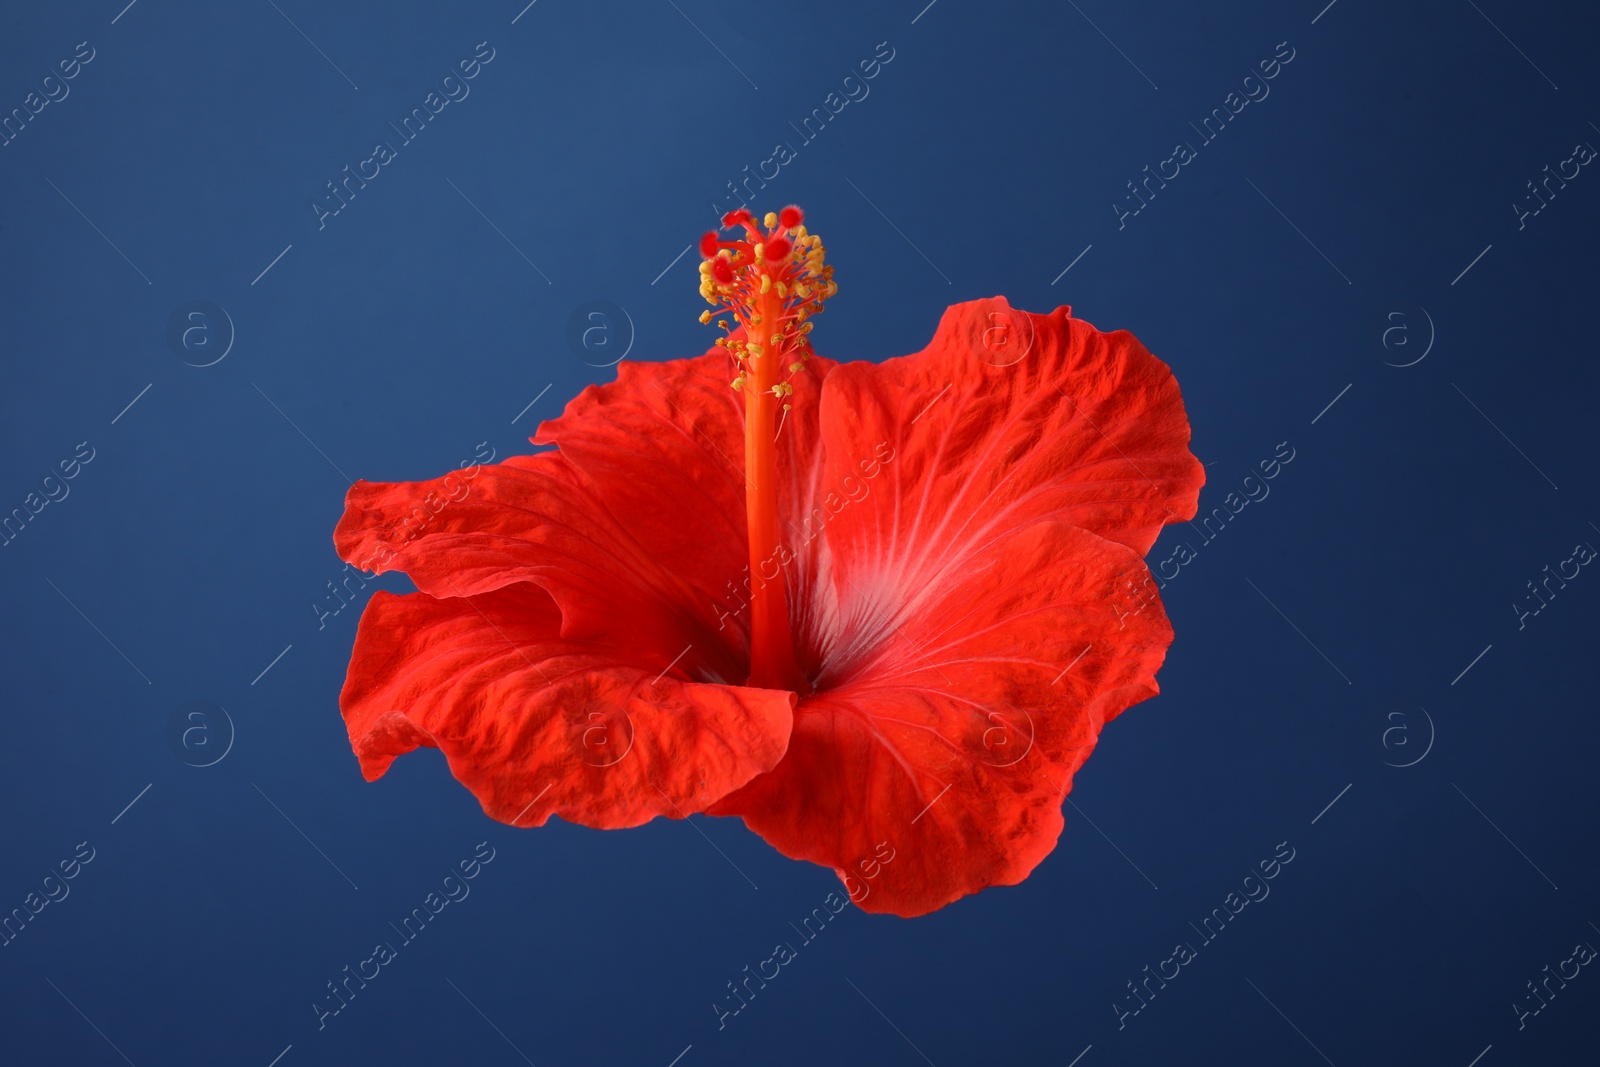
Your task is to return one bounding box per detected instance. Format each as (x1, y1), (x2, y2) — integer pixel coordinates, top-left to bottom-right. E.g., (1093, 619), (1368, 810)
(333, 206), (1202, 917)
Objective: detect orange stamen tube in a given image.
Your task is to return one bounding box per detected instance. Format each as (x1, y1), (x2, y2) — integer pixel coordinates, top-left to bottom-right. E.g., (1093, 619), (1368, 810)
(697, 206), (834, 690)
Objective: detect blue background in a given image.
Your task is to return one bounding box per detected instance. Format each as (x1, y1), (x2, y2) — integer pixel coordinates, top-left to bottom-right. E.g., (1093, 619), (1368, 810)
(2, 1), (1597, 1064)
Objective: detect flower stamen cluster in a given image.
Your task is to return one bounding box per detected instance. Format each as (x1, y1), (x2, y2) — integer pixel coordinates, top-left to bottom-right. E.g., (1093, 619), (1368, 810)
(697, 206), (836, 410)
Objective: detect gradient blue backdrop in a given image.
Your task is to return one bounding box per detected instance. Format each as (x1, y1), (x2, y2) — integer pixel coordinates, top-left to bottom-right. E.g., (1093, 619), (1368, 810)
(2, 1), (1597, 1064)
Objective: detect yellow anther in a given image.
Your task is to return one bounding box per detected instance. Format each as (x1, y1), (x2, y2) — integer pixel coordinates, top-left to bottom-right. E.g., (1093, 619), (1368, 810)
(694, 209), (832, 413)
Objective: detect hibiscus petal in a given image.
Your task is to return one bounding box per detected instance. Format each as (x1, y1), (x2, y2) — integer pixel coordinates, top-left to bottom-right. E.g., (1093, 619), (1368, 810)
(710, 516), (1176, 917)
(767, 355), (840, 682)
(532, 354), (751, 610)
(334, 444), (746, 682)
(332, 350), (841, 688)
(341, 585), (795, 829)
(534, 349), (841, 679)
(816, 296), (1203, 572)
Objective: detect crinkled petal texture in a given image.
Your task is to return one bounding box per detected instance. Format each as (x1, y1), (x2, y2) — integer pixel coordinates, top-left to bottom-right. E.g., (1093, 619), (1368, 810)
(332, 358), (801, 829)
(339, 584), (793, 829)
(332, 295), (1201, 915)
(335, 357), (768, 682)
(711, 297), (1203, 916)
